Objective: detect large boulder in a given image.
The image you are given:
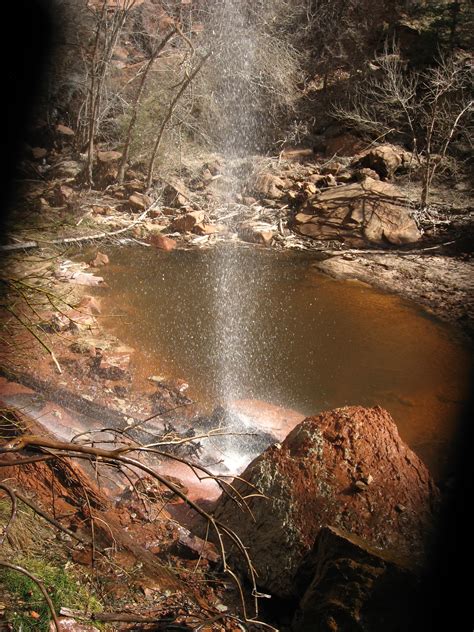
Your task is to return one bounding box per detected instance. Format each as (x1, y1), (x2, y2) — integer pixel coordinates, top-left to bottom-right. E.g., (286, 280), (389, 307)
(351, 144), (412, 180)
(213, 406), (439, 598)
(294, 177), (421, 246)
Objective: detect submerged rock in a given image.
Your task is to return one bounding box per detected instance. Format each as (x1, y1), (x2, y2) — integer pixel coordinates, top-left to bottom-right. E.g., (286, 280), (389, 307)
(213, 405), (439, 598)
(90, 252), (109, 267)
(92, 347), (132, 381)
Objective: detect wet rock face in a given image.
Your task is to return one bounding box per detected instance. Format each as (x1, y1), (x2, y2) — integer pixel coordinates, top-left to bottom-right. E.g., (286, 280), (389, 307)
(213, 406), (439, 599)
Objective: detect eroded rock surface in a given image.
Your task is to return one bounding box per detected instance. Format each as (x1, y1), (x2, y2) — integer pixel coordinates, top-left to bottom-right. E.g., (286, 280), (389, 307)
(294, 177), (421, 246)
(213, 405), (439, 598)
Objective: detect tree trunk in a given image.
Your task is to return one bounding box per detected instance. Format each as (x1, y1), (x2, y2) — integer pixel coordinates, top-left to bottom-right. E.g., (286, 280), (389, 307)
(118, 28), (176, 183)
(146, 53), (210, 189)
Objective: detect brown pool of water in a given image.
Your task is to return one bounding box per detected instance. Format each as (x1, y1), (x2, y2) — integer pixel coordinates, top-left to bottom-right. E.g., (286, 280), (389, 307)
(97, 245), (472, 480)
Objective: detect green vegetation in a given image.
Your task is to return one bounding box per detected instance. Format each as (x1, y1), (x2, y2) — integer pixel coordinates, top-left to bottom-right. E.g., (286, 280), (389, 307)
(1, 558), (102, 631)
(0, 501), (103, 631)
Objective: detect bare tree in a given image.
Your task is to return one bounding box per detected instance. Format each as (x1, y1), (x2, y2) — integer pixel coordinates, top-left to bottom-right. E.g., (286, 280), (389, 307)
(334, 43), (473, 206)
(82, 0), (138, 186)
(117, 26), (178, 183)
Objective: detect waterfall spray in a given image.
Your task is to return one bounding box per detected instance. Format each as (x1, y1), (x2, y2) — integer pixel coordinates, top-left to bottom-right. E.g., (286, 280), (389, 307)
(211, 0), (258, 406)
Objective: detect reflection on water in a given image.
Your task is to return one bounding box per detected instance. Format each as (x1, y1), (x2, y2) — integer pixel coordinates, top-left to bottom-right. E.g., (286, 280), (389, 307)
(99, 246), (472, 479)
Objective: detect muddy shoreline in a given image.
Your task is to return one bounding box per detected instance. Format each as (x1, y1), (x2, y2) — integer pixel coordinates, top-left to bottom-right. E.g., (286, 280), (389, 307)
(312, 249), (474, 339)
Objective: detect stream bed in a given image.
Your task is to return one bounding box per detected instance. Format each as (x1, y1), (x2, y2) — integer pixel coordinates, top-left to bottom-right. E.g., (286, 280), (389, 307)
(98, 245), (472, 480)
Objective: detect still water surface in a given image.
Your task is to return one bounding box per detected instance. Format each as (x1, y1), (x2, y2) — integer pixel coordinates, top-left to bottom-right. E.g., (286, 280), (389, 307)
(99, 246), (472, 478)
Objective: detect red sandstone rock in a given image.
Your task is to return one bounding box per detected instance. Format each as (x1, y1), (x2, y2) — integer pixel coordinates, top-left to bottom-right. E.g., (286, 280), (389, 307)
(296, 177), (421, 246)
(193, 223), (224, 236)
(293, 526), (421, 631)
(31, 146), (47, 160)
(56, 124), (75, 137)
(171, 211), (205, 232)
(213, 405), (439, 598)
(128, 192), (151, 211)
(90, 252), (109, 267)
(351, 144), (411, 180)
(149, 233), (177, 251)
(252, 173), (287, 200)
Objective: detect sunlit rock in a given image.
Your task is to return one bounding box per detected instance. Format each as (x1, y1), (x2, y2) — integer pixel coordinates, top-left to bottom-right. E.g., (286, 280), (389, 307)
(351, 144), (412, 180)
(295, 177), (421, 245)
(213, 405), (439, 599)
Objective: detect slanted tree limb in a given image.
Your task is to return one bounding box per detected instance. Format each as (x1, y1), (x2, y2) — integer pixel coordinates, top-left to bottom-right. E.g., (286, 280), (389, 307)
(118, 27), (178, 183)
(146, 52), (211, 188)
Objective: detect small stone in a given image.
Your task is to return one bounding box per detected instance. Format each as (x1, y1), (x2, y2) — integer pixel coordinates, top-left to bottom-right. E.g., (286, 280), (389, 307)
(31, 147), (47, 160)
(201, 167), (214, 182)
(353, 480), (368, 492)
(171, 211), (206, 232)
(38, 312), (71, 333)
(243, 196), (257, 205)
(56, 124), (75, 136)
(362, 474), (374, 485)
(128, 192), (151, 210)
(90, 252), (109, 267)
(395, 504), (407, 513)
(77, 296), (101, 315)
(148, 375), (167, 384)
(148, 233), (177, 251)
(54, 184), (74, 206)
(193, 223), (224, 236)
(97, 150), (122, 163)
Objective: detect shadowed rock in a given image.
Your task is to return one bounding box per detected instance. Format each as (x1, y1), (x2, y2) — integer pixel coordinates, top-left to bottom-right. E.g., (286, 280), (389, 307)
(293, 526), (421, 632)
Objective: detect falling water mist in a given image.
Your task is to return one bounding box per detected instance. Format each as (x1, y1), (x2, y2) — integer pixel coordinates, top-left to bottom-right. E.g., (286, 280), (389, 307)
(200, 0), (270, 471)
(211, 1), (259, 405)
